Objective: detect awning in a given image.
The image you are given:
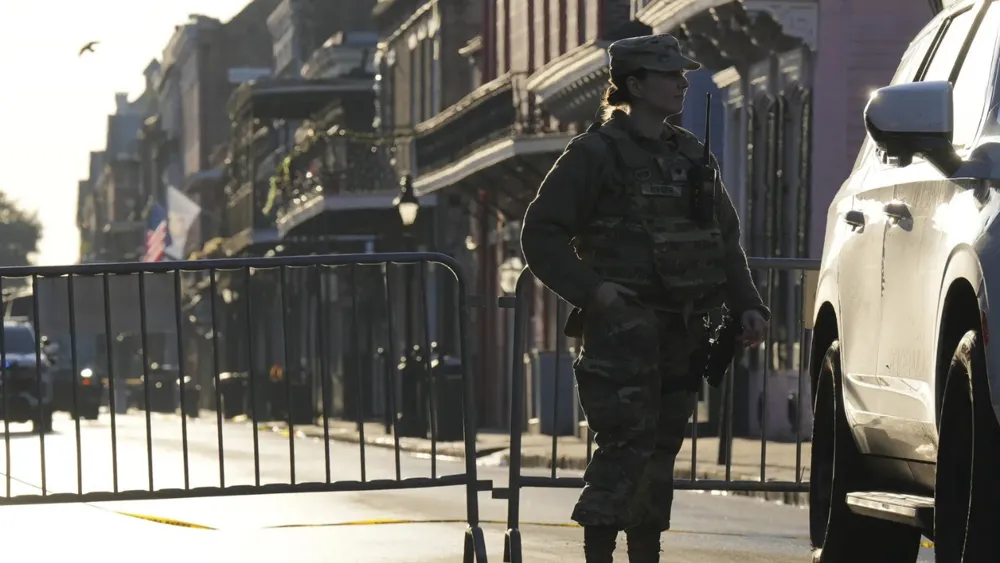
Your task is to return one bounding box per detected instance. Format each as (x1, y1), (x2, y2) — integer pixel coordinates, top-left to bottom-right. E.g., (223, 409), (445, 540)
(221, 227), (280, 257)
(275, 191), (438, 239)
(413, 135), (573, 196)
(636, 0), (734, 33)
(227, 78), (375, 121)
(525, 41), (610, 106)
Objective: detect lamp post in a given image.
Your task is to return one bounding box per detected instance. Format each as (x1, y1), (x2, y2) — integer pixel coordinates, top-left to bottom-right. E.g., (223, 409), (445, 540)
(394, 174), (420, 231)
(394, 175), (420, 352)
(394, 174), (423, 437)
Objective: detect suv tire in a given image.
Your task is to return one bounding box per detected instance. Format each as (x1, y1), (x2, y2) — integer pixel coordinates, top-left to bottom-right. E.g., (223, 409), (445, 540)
(808, 340), (920, 562)
(935, 330), (1000, 561)
(32, 408), (52, 435)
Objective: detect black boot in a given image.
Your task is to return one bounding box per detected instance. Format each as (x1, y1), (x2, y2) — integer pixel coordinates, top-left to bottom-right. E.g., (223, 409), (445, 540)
(584, 525), (618, 563)
(626, 526), (661, 563)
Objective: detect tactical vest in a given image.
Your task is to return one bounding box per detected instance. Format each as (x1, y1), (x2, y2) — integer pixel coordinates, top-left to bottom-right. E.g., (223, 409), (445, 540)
(573, 120), (728, 315)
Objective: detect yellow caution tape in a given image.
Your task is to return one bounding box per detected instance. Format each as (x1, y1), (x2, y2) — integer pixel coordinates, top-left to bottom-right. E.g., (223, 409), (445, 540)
(115, 511), (215, 530)
(108, 513), (840, 544)
(105, 511), (936, 547)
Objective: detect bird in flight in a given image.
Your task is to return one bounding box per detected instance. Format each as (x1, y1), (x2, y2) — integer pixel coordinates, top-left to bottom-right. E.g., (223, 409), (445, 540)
(79, 41), (99, 56)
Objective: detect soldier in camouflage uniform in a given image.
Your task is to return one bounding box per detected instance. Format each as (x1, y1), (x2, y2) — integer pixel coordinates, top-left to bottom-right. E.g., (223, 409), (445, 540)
(519, 34), (769, 562)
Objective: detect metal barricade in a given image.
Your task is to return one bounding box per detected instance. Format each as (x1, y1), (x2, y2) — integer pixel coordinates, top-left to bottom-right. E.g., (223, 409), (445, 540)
(496, 257), (821, 562)
(0, 252), (488, 562)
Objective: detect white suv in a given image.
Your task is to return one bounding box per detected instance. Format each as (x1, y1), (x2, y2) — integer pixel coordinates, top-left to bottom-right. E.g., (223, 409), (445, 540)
(809, 1), (1000, 561)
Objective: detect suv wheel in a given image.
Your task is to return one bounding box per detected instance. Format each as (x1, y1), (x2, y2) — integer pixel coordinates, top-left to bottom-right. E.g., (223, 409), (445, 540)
(32, 408), (52, 435)
(935, 330), (1000, 561)
(808, 340), (920, 562)
(72, 403), (100, 421)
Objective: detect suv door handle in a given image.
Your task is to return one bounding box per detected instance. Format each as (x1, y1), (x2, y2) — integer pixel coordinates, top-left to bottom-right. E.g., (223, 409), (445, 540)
(883, 201), (910, 220)
(844, 210), (865, 228)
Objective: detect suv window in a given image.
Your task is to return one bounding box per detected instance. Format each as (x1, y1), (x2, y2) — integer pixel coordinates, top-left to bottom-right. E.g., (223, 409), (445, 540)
(921, 7), (977, 82)
(3, 325), (35, 355)
(891, 30), (938, 85)
(854, 27), (941, 171)
(950, 3), (1000, 148)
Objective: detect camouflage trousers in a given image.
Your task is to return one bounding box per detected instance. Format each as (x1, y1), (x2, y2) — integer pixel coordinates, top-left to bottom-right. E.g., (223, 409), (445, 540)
(570, 300), (701, 532)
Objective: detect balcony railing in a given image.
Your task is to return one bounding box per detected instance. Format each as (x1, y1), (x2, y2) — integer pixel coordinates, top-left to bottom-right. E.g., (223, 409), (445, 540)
(413, 72), (543, 175)
(224, 181), (273, 239)
(266, 126), (396, 222)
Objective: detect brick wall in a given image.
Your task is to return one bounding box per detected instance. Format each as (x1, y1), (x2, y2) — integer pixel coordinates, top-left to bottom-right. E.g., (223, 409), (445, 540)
(534, 0), (549, 69)
(508, 0), (533, 72)
(496, 0), (509, 73)
(439, 0), (482, 108)
(566, 0), (580, 50)
(809, 0), (934, 257)
(602, 0), (632, 36)
(512, 0), (630, 73)
(299, 0), (376, 59)
(200, 0), (280, 168)
(506, 0), (630, 77)
(549, 0), (565, 60)
(376, 0), (482, 172)
(582, 0), (599, 39)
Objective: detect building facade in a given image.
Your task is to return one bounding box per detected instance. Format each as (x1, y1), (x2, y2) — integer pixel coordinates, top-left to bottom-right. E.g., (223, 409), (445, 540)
(391, 0), (938, 431)
(63, 90), (177, 398)
(73, 0), (942, 433)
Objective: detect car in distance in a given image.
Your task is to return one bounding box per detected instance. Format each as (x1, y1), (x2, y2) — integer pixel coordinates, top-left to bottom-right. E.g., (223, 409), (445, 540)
(49, 361), (103, 421)
(0, 319), (54, 434)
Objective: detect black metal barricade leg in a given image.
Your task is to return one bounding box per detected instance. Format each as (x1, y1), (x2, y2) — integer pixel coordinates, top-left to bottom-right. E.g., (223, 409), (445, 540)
(496, 258), (821, 561)
(497, 270), (531, 563)
(138, 272), (155, 491)
(456, 273), (488, 562)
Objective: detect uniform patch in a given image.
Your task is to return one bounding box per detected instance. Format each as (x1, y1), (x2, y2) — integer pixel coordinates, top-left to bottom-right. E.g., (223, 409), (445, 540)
(640, 183), (682, 197)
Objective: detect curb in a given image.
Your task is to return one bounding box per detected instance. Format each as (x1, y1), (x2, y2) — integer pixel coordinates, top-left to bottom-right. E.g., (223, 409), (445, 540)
(277, 425), (810, 506)
(272, 424), (504, 459)
(501, 452), (809, 506)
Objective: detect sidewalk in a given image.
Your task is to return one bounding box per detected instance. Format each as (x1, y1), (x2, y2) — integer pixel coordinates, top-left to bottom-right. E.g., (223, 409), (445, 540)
(259, 418), (812, 505)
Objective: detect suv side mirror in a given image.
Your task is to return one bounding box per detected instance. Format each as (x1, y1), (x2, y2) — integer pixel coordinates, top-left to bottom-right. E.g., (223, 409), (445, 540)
(864, 80), (960, 175)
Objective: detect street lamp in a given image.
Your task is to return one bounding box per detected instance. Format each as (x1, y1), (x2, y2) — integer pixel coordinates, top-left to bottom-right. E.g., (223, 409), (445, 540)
(394, 175), (420, 345)
(394, 174), (420, 227)
(393, 173), (425, 437)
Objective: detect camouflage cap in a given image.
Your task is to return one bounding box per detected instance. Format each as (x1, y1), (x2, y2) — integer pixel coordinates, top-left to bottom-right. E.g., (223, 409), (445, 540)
(608, 34), (701, 75)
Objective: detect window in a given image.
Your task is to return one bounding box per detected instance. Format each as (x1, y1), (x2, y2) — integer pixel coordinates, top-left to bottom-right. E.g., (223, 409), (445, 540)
(409, 43), (419, 124)
(921, 7), (977, 82)
(853, 24), (939, 171)
(890, 29), (937, 85)
(950, 4), (1000, 148)
(851, 26), (939, 171)
(4, 326), (35, 355)
(430, 38), (441, 116)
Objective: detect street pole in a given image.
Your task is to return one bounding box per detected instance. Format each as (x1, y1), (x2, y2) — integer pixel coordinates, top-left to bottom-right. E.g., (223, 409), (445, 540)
(394, 174), (422, 437)
(404, 231), (414, 354)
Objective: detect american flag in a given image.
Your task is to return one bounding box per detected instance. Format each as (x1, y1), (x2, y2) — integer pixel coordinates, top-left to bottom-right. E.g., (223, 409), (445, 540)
(142, 202), (170, 262)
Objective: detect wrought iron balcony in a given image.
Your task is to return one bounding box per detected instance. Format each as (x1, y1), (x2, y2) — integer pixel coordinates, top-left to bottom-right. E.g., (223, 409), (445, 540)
(224, 181), (275, 240)
(223, 77), (377, 252)
(265, 125), (395, 222)
(413, 72), (541, 176)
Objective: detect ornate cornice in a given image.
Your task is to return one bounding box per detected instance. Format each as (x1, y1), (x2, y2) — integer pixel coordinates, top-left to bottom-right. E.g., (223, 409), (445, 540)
(638, 0), (818, 53)
(744, 0), (818, 50)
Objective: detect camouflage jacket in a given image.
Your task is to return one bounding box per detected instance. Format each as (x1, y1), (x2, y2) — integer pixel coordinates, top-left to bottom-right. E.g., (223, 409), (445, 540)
(520, 110), (768, 323)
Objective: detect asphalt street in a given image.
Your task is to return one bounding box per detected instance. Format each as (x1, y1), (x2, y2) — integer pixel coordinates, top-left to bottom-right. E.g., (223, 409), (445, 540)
(0, 411), (934, 562)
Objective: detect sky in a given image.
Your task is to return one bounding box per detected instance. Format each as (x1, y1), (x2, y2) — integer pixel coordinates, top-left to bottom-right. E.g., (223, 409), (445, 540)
(0, 1), (253, 266)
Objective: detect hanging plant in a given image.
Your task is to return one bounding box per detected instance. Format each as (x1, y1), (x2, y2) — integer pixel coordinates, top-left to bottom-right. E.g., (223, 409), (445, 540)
(263, 176), (281, 216)
(266, 123), (339, 215)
